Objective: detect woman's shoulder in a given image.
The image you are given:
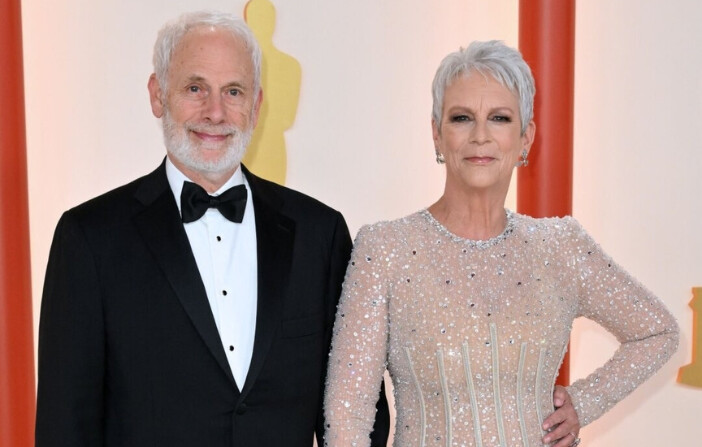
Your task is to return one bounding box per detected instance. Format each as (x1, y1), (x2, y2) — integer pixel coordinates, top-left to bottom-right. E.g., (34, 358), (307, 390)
(512, 212), (588, 240)
(355, 210), (431, 243)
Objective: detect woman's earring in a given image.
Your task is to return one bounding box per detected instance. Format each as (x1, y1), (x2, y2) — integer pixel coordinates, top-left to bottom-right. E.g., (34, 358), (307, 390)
(435, 150), (445, 164)
(519, 149), (529, 167)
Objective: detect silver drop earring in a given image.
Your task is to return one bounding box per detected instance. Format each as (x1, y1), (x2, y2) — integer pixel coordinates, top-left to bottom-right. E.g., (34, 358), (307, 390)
(435, 150), (445, 164)
(519, 149), (529, 167)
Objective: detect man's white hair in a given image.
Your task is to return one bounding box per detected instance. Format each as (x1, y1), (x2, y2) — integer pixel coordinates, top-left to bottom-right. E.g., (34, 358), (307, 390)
(152, 10), (262, 95)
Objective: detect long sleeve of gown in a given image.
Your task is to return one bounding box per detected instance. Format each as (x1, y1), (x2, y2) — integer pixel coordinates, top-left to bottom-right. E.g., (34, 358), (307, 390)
(565, 218), (679, 426)
(325, 225), (391, 447)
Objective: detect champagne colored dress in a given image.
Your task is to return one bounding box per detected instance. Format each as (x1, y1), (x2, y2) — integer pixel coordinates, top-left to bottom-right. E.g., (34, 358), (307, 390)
(324, 210), (678, 447)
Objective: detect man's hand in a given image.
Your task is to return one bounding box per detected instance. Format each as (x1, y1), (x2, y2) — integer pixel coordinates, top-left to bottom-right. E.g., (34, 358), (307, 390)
(542, 385), (581, 446)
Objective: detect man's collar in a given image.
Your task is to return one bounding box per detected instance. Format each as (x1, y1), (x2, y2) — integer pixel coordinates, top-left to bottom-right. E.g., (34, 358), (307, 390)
(165, 156), (247, 215)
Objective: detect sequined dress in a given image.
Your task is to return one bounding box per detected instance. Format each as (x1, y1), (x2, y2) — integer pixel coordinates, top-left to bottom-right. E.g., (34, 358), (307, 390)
(324, 210), (678, 447)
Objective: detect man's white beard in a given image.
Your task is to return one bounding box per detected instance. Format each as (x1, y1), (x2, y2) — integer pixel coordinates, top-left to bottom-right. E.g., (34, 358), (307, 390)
(162, 108), (252, 174)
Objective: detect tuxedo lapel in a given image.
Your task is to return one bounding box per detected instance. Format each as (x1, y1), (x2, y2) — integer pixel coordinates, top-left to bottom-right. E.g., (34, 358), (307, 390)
(239, 167), (295, 400)
(132, 163), (238, 389)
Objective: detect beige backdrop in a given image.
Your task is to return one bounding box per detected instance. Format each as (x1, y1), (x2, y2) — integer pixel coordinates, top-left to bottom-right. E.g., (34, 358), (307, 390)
(22, 0), (701, 445)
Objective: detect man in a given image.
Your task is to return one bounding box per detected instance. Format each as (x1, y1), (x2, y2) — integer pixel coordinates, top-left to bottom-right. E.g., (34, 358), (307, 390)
(35, 11), (388, 447)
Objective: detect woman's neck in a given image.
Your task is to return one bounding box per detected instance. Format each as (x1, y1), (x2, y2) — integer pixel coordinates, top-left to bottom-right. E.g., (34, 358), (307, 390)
(428, 188), (508, 240)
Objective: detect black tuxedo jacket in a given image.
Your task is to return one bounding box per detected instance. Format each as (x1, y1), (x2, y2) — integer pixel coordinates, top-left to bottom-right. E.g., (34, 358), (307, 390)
(36, 163), (389, 447)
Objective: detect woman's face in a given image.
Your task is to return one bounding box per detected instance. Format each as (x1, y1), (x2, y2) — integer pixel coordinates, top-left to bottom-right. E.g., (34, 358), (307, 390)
(433, 72), (535, 197)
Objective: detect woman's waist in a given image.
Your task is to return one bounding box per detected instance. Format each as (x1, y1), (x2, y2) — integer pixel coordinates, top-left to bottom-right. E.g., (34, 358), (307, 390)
(392, 394), (552, 447)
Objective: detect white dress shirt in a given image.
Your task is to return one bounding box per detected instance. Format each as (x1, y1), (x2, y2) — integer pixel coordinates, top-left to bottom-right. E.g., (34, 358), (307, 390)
(166, 158), (257, 388)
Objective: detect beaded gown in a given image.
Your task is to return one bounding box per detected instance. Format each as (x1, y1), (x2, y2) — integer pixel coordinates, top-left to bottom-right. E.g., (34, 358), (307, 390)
(324, 210), (678, 447)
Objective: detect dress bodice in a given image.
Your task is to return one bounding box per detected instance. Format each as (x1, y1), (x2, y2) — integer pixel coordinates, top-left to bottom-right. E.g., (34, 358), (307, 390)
(324, 211), (678, 447)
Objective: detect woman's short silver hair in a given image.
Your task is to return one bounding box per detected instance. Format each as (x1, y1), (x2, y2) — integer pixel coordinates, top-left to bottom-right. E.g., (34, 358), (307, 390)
(431, 40), (535, 134)
(153, 10), (262, 96)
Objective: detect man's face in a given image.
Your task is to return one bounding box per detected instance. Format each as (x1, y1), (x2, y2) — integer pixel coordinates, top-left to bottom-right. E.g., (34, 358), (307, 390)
(148, 27), (262, 177)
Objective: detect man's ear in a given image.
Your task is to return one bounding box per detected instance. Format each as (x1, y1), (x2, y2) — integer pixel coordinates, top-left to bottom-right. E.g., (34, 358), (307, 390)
(148, 74), (165, 118)
(251, 87), (264, 128)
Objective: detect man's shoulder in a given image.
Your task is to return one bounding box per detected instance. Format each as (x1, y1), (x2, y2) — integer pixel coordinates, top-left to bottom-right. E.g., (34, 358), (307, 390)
(64, 165), (164, 225)
(246, 169), (343, 222)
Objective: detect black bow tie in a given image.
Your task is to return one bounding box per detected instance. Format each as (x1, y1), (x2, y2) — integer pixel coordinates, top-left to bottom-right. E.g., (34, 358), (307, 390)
(180, 181), (248, 223)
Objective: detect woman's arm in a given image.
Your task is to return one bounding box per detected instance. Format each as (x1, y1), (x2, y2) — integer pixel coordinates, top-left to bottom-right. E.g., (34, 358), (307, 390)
(324, 225), (392, 447)
(566, 218), (679, 426)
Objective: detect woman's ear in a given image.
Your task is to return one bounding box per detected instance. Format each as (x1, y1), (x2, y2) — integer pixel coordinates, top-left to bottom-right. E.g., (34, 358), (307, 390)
(521, 120), (536, 155)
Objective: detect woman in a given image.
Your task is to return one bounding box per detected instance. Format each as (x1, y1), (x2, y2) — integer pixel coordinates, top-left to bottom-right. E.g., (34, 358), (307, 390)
(324, 41), (679, 447)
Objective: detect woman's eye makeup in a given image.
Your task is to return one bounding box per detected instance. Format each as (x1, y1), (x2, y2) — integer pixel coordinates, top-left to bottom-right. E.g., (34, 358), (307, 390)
(447, 111), (514, 123)
(491, 115), (512, 122)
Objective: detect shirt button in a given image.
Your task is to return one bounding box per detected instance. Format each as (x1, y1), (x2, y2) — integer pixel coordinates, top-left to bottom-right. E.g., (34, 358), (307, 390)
(216, 236), (222, 242)
(222, 290), (228, 296)
(229, 345), (234, 351)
